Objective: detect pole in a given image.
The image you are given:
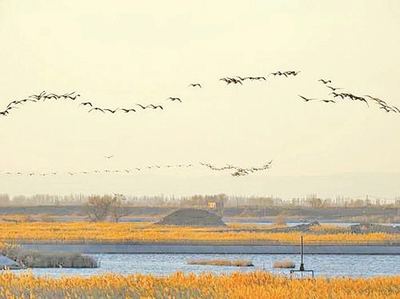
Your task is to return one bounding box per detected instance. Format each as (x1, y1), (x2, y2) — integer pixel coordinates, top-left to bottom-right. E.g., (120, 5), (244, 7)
(300, 235), (305, 271)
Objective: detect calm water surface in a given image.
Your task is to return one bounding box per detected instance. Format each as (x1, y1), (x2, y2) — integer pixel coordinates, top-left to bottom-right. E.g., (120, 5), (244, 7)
(16, 254), (400, 278)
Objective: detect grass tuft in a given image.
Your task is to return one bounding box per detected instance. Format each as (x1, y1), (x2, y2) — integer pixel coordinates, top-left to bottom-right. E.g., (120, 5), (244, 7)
(273, 259), (296, 268)
(187, 259), (254, 267)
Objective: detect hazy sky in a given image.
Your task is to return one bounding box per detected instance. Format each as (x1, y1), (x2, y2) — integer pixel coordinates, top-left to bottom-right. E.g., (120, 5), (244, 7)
(0, 0), (399, 198)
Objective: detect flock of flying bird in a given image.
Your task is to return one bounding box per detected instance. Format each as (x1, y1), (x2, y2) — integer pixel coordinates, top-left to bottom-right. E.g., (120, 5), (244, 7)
(0, 161), (272, 178)
(0, 163), (194, 177)
(1, 69), (398, 179)
(0, 70), (301, 117)
(299, 79), (400, 113)
(1, 69), (397, 118)
(0, 91), (176, 116)
(200, 161), (273, 177)
(0, 91), (80, 116)
(219, 70), (300, 85)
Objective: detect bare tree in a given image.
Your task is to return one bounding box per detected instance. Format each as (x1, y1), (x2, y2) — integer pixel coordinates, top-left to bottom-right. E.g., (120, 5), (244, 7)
(275, 214), (287, 226)
(306, 196), (323, 208)
(110, 194), (128, 222)
(85, 194), (128, 222)
(86, 195), (114, 221)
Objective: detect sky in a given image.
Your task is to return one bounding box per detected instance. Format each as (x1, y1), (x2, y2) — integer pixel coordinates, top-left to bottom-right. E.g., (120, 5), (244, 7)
(0, 0), (399, 198)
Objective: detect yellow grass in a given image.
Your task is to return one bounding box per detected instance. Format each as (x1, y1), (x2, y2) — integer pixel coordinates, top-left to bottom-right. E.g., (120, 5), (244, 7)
(187, 259), (253, 267)
(0, 271), (399, 298)
(0, 222), (398, 244)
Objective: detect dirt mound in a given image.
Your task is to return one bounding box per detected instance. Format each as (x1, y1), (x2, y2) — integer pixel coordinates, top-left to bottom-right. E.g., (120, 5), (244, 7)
(157, 208), (226, 227)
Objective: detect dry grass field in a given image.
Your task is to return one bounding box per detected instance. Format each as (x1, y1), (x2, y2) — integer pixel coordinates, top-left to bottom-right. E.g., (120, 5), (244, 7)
(0, 222), (398, 245)
(0, 271), (399, 299)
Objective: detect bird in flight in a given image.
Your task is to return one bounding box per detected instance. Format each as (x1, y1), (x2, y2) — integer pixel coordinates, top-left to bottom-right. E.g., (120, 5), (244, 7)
(6, 100), (21, 108)
(146, 104), (163, 110)
(270, 71), (284, 76)
(330, 92), (345, 99)
(326, 86), (341, 91)
(136, 104), (147, 110)
(104, 108), (119, 114)
(357, 97), (369, 107)
(120, 108), (136, 113)
(167, 97), (182, 102)
(89, 107), (105, 113)
(188, 83), (202, 88)
(29, 91), (46, 101)
(298, 95), (317, 102)
(230, 78), (243, 85)
(63, 92), (80, 100)
(270, 71), (299, 77)
(0, 106), (18, 116)
(80, 102), (93, 107)
(380, 105), (392, 113)
(246, 76), (267, 81)
(11, 98), (37, 106)
(320, 99), (336, 103)
(43, 93), (59, 100)
(318, 79), (332, 84)
(365, 95), (388, 107)
(287, 71), (301, 76)
(220, 78), (230, 83)
(220, 77), (243, 85)
(391, 106), (400, 113)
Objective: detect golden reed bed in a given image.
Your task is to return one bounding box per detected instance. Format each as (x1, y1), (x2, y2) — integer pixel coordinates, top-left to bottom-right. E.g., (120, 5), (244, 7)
(0, 222), (398, 244)
(0, 271), (399, 299)
(187, 259), (254, 267)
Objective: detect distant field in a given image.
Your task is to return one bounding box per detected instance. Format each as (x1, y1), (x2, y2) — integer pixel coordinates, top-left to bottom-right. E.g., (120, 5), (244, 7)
(0, 222), (399, 245)
(0, 271), (399, 298)
(0, 205), (400, 222)
(0, 205), (399, 223)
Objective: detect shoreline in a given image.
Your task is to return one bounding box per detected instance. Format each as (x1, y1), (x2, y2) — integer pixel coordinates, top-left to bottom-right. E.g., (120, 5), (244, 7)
(20, 243), (400, 255)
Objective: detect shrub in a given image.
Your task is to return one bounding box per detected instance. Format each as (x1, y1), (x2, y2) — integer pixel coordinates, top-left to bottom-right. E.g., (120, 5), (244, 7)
(273, 259), (295, 268)
(187, 259), (253, 267)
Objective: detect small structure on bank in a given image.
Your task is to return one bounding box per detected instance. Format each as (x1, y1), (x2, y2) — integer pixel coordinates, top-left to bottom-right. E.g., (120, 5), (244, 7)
(157, 208), (226, 227)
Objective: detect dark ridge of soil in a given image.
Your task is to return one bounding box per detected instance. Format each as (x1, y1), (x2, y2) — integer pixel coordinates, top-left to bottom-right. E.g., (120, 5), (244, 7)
(269, 221), (321, 233)
(157, 208), (226, 227)
(350, 223), (400, 234)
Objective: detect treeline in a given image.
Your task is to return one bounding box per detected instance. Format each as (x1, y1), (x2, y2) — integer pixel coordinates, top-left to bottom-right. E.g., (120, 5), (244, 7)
(0, 193), (399, 208)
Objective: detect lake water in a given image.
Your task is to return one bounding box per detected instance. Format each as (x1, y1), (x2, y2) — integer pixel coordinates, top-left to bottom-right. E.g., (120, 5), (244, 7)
(16, 254), (400, 278)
